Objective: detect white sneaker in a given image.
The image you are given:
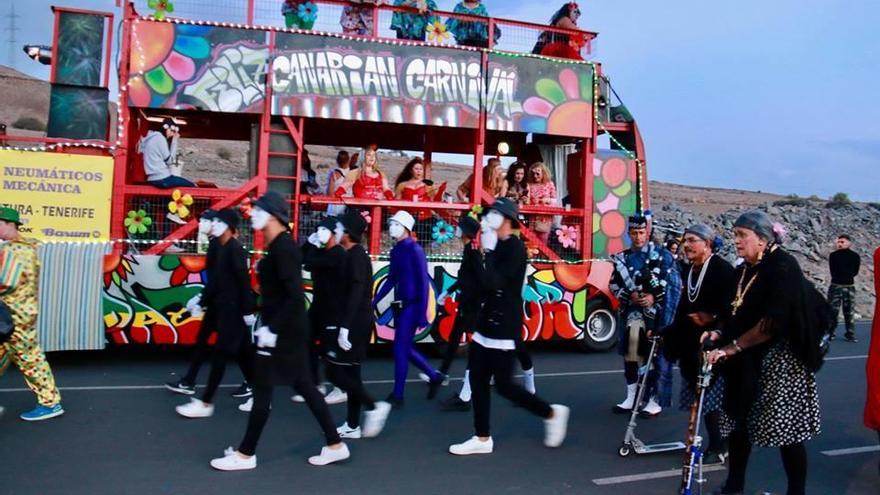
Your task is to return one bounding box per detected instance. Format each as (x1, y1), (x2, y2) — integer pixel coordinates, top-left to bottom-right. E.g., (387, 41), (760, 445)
(641, 397), (662, 416)
(324, 387), (348, 405)
(337, 422), (362, 439)
(615, 384), (637, 411)
(238, 398), (253, 412)
(449, 436), (494, 455)
(308, 443), (350, 466)
(176, 398), (214, 418)
(544, 404), (570, 448)
(292, 385), (327, 403)
(210, 449), (256, 471)
(362, 401), (391, 438)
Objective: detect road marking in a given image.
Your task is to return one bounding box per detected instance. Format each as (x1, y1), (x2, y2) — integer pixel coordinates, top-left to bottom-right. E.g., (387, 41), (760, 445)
(821, 445), (880, 456)
(0, 355), (867, 393)
(592, 465), (726, 485)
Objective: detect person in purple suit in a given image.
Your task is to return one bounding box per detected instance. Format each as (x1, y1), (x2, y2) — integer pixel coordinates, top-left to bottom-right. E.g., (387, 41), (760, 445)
(372, 211), (445, 407)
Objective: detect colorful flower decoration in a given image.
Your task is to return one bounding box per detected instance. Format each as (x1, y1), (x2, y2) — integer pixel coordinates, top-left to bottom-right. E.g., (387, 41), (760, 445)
(103, 254), (138, 288)
(555, 224), (579, 249)
(297, 2), (319, 24)
(468, 204), (483, 220)
(592, 152), (638, 256)
(147, 0), (175, 21)
(521, 68), (593, 137)
(168, 189), (193, 219)
(426, 20), (451, 43)
(360, 210), (372, 224)
(124, 209), (153, 235)
(159, 255), (208, 286)
(432, 220), (454, 244)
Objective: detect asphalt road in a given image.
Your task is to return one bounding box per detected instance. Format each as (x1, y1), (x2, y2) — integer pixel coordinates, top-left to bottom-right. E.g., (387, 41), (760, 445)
(0, 322), (877, 495)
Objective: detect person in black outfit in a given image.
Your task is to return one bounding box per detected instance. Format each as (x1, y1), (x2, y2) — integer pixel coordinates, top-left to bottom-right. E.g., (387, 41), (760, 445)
(327, 211), (392, 439)
(663, 224), (735, 465)
(210, 192), (349, 471)
(166, 209), (253, 399)
(176, 209), (256, 418)
(448, 198), (569, 456)
(301, 217), (349, 405)
(827, 234), (861, 342)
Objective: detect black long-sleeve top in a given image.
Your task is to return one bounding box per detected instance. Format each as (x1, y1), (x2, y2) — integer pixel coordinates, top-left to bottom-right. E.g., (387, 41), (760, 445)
(302, 243), (347, 328)
(446, 243), (482, 314)
(200, 237), (254, 316)
(200, 237), (220, 306)
(341, 244), (375, 358)
(259, 233), (309, 348)
(474, 235), (527, 341)
(829, 248), (860, 285)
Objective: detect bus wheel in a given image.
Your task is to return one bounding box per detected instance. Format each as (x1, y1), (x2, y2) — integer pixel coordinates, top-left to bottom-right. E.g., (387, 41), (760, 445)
(578, 299), (617, 352)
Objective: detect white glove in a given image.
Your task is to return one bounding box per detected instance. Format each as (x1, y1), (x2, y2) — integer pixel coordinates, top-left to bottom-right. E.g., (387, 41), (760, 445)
(307, 232), (322, 248)
(337, 327), (352, 351)
(254, 326), (277, 348)
(186, 294), (202, 313)
(437, 291), (448, 305)
(243, 314), (257, 327)
(480, 230), (498, 252)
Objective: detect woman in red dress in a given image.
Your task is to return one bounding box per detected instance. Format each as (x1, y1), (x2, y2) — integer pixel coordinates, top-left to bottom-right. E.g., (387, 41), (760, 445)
(864, 246), (880, 470)
(335, 148), (394, 201)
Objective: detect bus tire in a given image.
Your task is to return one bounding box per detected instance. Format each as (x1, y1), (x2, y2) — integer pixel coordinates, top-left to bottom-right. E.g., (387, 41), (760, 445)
(578, 298), (617, 352)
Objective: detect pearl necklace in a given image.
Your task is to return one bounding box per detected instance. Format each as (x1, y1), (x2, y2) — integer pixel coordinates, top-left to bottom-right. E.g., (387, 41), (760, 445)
(687, 255), (712, 303)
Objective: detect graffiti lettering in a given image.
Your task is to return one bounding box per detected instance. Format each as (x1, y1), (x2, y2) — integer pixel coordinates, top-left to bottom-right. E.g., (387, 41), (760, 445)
(182, 45), (269, 112)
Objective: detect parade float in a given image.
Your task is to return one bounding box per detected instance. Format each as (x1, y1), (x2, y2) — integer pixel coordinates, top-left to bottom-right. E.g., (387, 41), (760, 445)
(0, 0), (649, 352)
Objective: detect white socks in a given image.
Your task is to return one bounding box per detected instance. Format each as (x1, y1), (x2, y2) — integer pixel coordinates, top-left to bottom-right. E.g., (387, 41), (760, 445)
(523, 367), (536, 394)
(459, 369), (472, 402)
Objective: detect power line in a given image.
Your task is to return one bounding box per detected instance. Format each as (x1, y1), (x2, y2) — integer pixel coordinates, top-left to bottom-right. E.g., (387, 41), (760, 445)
(4, 4), (19, 69)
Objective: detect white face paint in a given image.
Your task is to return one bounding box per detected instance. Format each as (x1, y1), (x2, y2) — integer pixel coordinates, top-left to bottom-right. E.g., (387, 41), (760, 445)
(389, 221), (406, 240)
(210, 219), (229, 237)
(251, 207), (271, 230)
(198, 218), (213, 235)
(317, 226), (332, 245)
(484, 210), (504, 231)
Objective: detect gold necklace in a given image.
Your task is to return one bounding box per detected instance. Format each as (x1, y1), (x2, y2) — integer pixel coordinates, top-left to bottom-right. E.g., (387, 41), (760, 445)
(731, 268), (758, 316)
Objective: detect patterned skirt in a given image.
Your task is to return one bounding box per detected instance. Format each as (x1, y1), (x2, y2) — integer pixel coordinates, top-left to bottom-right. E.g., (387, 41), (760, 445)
(748, 341), (821, 447)
(679, 374), (726, 414)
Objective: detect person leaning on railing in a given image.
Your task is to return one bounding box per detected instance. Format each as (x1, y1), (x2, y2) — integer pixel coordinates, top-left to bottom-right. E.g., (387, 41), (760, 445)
(532, 2), (585, 60)
(334, 147), (394, 201)
(456, 158), (504, 202)
(340, 0), (386, 36)
(390, 0), (437, 41)
(526, 162), (557, 244)
(445, 0), (499, 48)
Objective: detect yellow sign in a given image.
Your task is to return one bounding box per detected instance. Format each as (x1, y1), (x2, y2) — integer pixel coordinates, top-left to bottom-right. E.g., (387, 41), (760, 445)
(0, 150), (114, 241)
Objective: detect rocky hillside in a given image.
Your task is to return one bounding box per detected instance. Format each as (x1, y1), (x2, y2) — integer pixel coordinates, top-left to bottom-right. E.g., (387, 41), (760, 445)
(3, 65), (878, 316)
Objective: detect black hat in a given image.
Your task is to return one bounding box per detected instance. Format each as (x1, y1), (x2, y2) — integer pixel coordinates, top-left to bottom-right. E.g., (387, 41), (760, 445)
(318, 216), (340, 231)
(338, 210), (367, 243)
(628, 214), (648, 229)
(254, 192), (290, 225)
(200, 209), (218, 221)
(215, 208), (241, 232)
(486, 197), (520, 225)
(458, 215), (480, 238)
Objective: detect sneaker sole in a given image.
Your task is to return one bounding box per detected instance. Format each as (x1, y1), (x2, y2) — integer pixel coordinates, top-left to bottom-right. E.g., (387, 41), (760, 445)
(210, 461), (256, 471)
(231, 392), (253, 398)
(20, 409), (65, 422)
(308, 454), (350, 466)
(449, 448), (493, 456)
(165, 384), (196, 396)
(325, 397), (348, 405)
(339, 432), (362, 439)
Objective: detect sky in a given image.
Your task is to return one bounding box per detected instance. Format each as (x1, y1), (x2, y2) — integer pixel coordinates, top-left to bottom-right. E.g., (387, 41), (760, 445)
(4, 0), (879, 200)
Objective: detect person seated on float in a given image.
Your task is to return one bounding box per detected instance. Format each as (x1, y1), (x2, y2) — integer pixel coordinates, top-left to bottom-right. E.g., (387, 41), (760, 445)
(445, 0), (499, 48)
(334, 148), (394, 201)
(532, 2), (585, 60)
(500, 161), (530, 205)
(390, 0), (437, 41)
(526, 162), (557, 244)
(456, 158), (505, 202)
(138, 118), (196, 189)
(341, 0), (386, 36)
(393, 157), (447, 227)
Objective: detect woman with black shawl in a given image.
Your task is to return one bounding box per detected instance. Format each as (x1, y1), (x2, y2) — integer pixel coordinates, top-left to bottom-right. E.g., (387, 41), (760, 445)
(663, 224), (735, 465)
(705, 211), (825, 495)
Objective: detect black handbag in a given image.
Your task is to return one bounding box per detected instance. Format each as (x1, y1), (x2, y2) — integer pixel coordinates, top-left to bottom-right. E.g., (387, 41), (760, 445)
(0, 299), (13, 344)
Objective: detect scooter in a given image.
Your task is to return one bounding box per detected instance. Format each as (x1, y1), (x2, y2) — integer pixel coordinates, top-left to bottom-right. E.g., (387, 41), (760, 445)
(679, 340), (719, 494)
(618, 335), (687, 457)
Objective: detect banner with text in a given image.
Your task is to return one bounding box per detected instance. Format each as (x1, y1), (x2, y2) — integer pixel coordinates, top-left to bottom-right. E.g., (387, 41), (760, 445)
(0, 150), (114, 241)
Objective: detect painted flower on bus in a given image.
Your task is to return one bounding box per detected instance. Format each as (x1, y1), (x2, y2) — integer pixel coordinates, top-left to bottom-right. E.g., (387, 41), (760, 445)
(521, 67), (593, 137)
(592, 150), (638, 256)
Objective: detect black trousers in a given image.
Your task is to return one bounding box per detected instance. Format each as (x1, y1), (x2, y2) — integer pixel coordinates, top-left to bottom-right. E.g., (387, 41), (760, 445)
(469, 343), (552, 437)
(326, 362), (375, 428)
(239, 361), (341, 456)
(182, 314), (253, 386)
(724, 429), (807, 495)
(201, 342), (255, 404)
(441, 311), (534, 377)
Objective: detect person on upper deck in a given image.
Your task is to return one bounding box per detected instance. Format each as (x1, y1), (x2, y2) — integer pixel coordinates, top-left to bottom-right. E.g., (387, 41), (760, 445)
(500, 161), (530, 205)
(456, 158), (505, 202)
(334, 148), (394, 201)
(390, 0), (438, 41)
(445, 0), (499, 48)
(394, 157), (446, 205)
(341, 0), (387, 36)
(138, 118), (197, 189)
(526, 162), (557, 244)
(532, 2), (585, 60)
(282, 0), (318, 30)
